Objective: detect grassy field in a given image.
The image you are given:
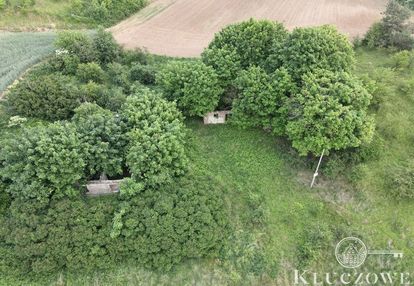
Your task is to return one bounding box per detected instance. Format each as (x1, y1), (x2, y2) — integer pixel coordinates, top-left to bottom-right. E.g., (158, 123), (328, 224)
(0, 32), (56, 94)
(0, 0), (79, 31)
(1, 48), (413, 285)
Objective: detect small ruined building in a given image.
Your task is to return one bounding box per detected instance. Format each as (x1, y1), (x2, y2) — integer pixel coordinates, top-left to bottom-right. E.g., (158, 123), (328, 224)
(203, 111), (231, 125)
(86, 180), (122, 196)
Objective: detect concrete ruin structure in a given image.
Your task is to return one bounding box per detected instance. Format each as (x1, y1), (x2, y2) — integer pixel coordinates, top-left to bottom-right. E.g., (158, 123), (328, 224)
(86, 180), (122, 196)
(203, 111), (231, 125)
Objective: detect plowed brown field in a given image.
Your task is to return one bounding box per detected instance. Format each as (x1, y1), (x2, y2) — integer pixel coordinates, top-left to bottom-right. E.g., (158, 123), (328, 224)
(110, 0), (387, 57)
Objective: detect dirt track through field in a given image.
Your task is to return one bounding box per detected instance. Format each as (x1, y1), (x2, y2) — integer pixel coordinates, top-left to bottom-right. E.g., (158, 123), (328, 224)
(110, 0), (387, 57)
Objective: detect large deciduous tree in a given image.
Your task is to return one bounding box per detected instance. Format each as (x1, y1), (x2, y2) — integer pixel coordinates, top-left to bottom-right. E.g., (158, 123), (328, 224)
(202, 19), (288, 85)
(157, 61), (222, 116)
(121, 89), (188, 186)
(286, 70), (375, 156)
(72, 103), (125, 179)
(280, 25), (355, 82)
(232, 66), (296, 135)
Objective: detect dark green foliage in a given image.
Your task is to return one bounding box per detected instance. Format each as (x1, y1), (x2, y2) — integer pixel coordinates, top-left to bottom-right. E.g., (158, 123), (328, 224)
(71, 0), (147, 26)
(116, 168), (230, 270)
(363, 1), (414, 50)
(388, 159), (414, 199)
(6, 73), (81, 121)
(286, 70), (375, 155)
(0, 123), (85, 202)
(76, 62), (106, 83)
(121, 89), (188, 186)
(157, 61), (222, 116)
(55, 31), (97, 63)
(48, 53), (81, 75)
(106, 62), (131, 93)
(130, 63), (156, 85)
(93, 28), (121, 65)
(1, 197), (119, 274)
(72, 103), (125, 179)
(280, 25), (355, 82)
(202, 19), (288, 81)
(397, 0), (414, 9)
(119, 48), (148, 65)
(232, 66), (295, 135)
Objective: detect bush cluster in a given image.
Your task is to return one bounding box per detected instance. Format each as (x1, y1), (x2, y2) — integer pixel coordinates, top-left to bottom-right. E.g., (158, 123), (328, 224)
(363, 0), (414, 50)
(199, 19), (374, 156)
(71, 0), (147, 26)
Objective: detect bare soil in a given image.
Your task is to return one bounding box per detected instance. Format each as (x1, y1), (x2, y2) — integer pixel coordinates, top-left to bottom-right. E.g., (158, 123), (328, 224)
(111, 0), (387, 57)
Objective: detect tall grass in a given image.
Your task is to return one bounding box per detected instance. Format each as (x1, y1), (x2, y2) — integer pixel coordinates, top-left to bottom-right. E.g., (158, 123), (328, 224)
(0, 32), (56, 94)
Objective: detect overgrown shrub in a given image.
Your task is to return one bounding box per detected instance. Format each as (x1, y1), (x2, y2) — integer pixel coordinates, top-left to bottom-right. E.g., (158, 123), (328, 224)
(48, 53), (81, 75)
(130, 63), (156, 85)
(106, 62), (131, 93)
(157, 61), (222, 116)
(55, 31), (97, 63)
(232, 66), (295, 135)
(121, 89), (188, 186)
(363, 0), (414, 50)
(76, 62), (106, 83)
(388, 160), (414, 199)
(93, 28), (121, 65)
(391, 50), (414, 69)
(6, 73), (81, 121)
(72, 103), (125, 179)
(116, 168), (230, 270)
(0, 123), (85, 202)
(280, 25), (355, 82)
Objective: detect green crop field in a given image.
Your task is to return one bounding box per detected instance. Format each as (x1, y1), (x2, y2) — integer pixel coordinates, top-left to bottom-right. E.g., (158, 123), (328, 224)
(0, 32), (56, 94)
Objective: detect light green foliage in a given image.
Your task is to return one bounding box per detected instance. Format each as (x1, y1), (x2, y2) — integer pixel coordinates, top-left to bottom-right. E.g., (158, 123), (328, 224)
(55, 31), (97, 63)
(280, 25), (355, 82)
(71, 0), (147, 25)
(232, 66), (295, 135)
(388, 159), (414, 199)
(93, 28), (121, 65)
(0, 32), (56, 93)
(391, 50), (414, 69)
(121, 89), (188, 186)
(157, 61), (222, 116)
(6, 73), (81, 121)
(286, 70), (375, 155)
(202, 19), (288, 78)
(76, 62), (106, 83)
(0, 123), (85, 202)
(72, 103), (125, 178)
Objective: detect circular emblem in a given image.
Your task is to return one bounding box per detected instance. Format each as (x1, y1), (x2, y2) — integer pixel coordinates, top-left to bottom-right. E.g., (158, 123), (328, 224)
(335, 237), (367, 268)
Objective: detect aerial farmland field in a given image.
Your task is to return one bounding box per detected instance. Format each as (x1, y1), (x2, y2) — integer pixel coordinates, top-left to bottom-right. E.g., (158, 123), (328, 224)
(111, 0), (387, 57)
(1, 0), (414, 285)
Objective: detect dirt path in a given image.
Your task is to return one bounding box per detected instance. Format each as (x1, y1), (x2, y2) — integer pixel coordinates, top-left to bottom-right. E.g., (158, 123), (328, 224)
(110, 0), (387, 57)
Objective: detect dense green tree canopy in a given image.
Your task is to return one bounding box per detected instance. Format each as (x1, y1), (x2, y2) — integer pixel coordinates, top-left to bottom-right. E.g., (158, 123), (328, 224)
(93, 28), (121, 65)
(202, 19), (288, 85)
(280, 25), (355, 81)
(232, 66), (295, 135)
(72, 103), (125, 179)
(121, 89), (188, 186)
(55, 31), (97, 63)
(0, 123), (85, 202)
(286, 70), (375, 155)
(157, 60), (222, 116)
